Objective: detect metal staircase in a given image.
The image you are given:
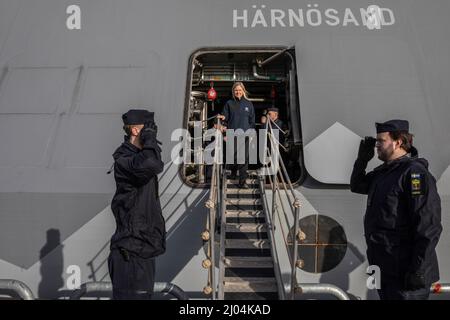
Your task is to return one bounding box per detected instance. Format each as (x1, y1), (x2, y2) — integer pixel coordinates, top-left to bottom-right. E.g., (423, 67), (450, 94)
(218, 174), (281, 300)
(202, 117), (295, 300)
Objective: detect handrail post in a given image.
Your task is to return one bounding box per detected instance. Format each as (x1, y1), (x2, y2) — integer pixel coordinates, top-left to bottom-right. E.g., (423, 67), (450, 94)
(212, 117), (222, 300)
(271, 173), (276, 223)
(209, 166), (216, 300)
(267, 121), (277, 224)
(203, 116), (222, 300)
(210, 205), (216, 299)
(290, 199), (301, 300)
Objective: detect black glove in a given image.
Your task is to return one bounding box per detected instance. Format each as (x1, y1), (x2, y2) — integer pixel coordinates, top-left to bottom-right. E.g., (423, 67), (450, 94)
(140, 121), (158, 147)
(404, 271), (426, 290)
(410, 145), (418, 158)
(357, 137), (376, 162)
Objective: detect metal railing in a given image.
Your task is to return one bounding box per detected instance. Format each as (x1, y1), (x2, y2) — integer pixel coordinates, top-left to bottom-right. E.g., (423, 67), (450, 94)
(258, 167), (286, 300)
(0, 279), (35, 300)
(70, 281), (188, 300)
(294, 283), (450, 300)
(202, 117), (223, 300)
(296, 283), (450, 300)
(259, 119), (302, 299)
(262, 126), (350, 300)
(430, 283), (450, 295)
(296, 284), (350, 300)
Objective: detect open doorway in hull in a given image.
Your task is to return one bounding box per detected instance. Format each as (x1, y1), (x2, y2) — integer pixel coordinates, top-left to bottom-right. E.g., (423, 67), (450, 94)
(182, 47), (305, 187)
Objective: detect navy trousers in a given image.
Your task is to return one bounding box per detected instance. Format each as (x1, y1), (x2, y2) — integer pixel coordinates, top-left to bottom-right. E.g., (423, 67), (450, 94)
(378, 276), (430, 300)
(108, 249), (155, 300)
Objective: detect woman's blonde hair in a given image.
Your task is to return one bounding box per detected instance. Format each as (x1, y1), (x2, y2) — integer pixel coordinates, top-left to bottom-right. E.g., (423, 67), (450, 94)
(232, 82), (249, 100)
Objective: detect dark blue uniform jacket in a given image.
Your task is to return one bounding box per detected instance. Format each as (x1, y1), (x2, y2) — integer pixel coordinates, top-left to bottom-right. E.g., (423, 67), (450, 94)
(222, 98), (255, 131)
(351, 155), (442, 284)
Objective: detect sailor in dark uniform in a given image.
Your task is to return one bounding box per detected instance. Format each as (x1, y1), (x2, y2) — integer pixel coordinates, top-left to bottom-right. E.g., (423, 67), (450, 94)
(108, 109), (166, 300)
(350, 119), (442, 300)
(261, 107), (288, 172)
(265, 107), (287, 146)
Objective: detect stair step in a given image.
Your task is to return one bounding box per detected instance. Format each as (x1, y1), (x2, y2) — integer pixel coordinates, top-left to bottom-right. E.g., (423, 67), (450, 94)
(227, 179), (258, 184)
(223, 278), (278, 292)
(224, 256), (274, 268)
(227, 188), (260, 194)
(226, 232), (268, 240)
(226, 193), (260, 199)
(226, 204), (263, 211)
(225, 210), (264, 218)
(226, 169), (258, 175)
(225, 239), (270, 249)
(224, 292), (279, 300)
(227, 184), (260, 190)
(224, 268), (276, 278)
(226, 199), (262, 205)
(225, 248), (271, 257)
(226, 216), (265, 224)
(226, 223), (267, 233)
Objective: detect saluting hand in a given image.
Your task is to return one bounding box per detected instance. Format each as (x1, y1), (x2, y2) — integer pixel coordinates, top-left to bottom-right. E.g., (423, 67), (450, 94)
(357, 137), (376, 162)
(140, 121), (158, 146)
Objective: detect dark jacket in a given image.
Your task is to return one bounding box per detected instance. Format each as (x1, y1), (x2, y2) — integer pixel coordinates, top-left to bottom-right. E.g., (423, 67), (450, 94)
(222, 98), (255, 131)
(350, 155), (442, 284)
(110, 139), (166, 258)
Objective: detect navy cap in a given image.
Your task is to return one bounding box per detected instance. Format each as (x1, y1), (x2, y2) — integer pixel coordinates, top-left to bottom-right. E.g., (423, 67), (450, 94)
(267, 107), (279, 112)
(375, 119), (409, 134)
(122, 109), (154, 125)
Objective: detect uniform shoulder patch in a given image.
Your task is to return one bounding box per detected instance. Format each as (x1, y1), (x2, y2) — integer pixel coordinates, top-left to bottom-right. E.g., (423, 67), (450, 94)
(411, 173), (423, 196)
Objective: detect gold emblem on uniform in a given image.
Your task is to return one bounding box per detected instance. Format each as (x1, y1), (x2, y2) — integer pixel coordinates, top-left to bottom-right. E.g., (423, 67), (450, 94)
(411, 173), (422, 195)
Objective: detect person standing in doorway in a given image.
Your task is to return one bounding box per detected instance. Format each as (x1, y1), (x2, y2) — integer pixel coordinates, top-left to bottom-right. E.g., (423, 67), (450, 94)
(218, 82), (255, 188)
